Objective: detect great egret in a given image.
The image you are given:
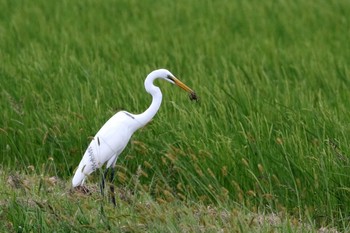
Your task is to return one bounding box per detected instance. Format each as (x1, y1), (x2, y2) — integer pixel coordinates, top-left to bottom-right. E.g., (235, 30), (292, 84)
(72, 69), (197, 203)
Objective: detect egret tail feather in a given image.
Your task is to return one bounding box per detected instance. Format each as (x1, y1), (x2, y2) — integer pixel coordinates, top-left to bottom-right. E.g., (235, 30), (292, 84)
(72, 170), (86, 187)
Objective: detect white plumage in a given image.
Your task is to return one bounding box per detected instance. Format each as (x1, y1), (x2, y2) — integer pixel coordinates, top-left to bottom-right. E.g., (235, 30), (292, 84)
(72, 69), (196, 187)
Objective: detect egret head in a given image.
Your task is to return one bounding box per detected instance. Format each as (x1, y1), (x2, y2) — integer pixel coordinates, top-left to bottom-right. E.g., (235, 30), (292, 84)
(146, 69), (198, 101)
(155, 69), (198, 101)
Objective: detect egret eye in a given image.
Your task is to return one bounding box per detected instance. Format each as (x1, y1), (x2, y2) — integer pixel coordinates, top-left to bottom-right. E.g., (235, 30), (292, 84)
(167, 75), (175, 82)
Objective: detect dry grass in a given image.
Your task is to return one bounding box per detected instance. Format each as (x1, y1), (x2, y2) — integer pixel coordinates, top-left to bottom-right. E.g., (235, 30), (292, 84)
(0, 169), (342, 233)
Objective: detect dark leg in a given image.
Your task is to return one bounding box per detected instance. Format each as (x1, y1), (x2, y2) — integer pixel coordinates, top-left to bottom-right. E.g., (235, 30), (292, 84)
(109, 166), (115, 182)
(100, 168), (109, 195)
(109, 167), (116, 207)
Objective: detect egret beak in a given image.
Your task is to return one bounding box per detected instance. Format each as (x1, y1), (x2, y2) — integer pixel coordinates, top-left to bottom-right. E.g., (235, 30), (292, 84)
(172, 77), (193, 93)
(172, 77), (198, 101)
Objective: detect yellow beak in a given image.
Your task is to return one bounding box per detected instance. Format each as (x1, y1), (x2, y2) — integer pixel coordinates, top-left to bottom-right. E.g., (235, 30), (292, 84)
(173, 77), (198, 101)
(173, 77), (194, 93)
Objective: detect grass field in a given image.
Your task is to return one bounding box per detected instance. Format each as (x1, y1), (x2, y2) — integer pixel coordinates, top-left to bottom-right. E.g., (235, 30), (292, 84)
(1, 0), (349, 232)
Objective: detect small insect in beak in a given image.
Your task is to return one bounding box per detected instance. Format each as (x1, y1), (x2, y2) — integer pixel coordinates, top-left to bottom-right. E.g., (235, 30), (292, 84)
(189, 91), (198, 101)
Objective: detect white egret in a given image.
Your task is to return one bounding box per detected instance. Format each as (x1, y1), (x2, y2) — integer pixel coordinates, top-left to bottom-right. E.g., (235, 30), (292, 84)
(72, 69), (197, 204)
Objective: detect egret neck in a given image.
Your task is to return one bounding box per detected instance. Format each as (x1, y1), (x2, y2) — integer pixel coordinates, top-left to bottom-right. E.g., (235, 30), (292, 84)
(133, 71), (163, 128)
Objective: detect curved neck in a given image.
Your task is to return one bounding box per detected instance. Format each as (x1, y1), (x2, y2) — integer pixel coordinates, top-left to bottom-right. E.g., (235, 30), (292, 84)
(135, 73), (163, 127)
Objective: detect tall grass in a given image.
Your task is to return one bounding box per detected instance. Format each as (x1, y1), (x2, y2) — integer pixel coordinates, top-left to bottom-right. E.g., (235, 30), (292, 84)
(1, 0), (349, 230)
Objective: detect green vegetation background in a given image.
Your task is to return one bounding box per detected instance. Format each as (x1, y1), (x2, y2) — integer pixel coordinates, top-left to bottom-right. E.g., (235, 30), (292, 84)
(0, 0), (349, 232)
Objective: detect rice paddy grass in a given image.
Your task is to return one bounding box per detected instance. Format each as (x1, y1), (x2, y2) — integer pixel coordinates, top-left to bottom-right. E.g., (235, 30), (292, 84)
(1, 0), (349, 232)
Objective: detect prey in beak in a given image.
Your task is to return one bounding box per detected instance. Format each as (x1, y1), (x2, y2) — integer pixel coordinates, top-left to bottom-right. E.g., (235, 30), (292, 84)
(170, 76), (199, 101)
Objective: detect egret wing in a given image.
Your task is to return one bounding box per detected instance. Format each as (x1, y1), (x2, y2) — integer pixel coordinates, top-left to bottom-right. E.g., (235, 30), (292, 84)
(72, 111), (136, 187)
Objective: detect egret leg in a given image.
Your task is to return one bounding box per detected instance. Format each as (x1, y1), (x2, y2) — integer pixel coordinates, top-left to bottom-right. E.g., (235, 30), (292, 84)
(100, 168), (109, 195)
(110, 166), (115, 182)
(109, 167), (116, 207)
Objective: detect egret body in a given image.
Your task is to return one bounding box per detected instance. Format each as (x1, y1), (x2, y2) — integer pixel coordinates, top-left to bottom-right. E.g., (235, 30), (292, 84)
(72, 69), (196, 188)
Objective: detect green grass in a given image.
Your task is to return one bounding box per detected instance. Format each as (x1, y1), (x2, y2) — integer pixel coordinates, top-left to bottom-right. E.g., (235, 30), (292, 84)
(0, 169), (327, 232)
(1, 0), (350, 232)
